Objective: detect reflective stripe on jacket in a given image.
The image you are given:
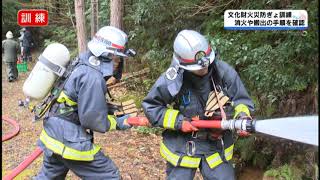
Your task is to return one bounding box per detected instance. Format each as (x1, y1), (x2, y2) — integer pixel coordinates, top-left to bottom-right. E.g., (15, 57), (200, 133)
(40, 130), (100, 161)
(160, 141), (200, 168)
(205, 144), (234, 169)
(160, 141), (234, 169)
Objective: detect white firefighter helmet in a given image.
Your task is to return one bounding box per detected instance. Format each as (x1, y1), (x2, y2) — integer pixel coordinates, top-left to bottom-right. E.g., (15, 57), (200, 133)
(173, 30), (215, 71)
(88, 26), (128, 57)
(6, 31), (13, 39)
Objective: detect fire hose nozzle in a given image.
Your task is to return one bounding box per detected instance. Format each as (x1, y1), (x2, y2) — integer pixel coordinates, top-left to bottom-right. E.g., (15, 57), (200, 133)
(221, 118), (256, 133)
(245, 119), (256, 133)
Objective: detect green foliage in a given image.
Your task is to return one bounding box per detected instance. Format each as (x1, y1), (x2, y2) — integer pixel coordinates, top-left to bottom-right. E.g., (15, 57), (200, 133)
(117, 91), (145, 109)
(133, 126), (163, 135)
(203, 0), (318, 116)
(235, 136), (256, 161)
(43, 26), (78, 58)
(265, 103), (277, 117)
(235, 136), (274, 169)
(124, 0), (207, 81)
(252, 152), (272, 169)
(124, 77), (153, 97)
(2, 1), (22, 39)
(85, 0), (111, 31)
(264, 164), (303, 180)
(141, 48), (171, 80)
(122, 0), (318, 118)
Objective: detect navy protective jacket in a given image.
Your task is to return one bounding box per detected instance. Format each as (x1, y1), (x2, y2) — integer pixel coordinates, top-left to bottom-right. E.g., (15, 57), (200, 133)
(38, 51), (118, 161)
(142, 59), (254, 169)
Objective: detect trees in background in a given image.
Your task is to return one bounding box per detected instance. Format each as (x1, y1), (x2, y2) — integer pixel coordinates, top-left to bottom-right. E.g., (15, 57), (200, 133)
(110, 0), (123, 29)
(74, 0), (87, 53)
(91, 0), (99, 38)
(1, 0), (318, 179)
(3, 0), (317, 117)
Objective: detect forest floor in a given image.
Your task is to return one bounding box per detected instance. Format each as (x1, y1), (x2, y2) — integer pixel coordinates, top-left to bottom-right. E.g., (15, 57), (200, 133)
(2, 52), (265, 180)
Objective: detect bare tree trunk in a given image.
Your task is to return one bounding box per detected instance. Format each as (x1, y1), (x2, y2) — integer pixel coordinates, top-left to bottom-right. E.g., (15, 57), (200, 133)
(110, 0), (123, 29)
(91, 0), (99, 38)
(110, 0), (126, 72)
(74, 0), (87, 53)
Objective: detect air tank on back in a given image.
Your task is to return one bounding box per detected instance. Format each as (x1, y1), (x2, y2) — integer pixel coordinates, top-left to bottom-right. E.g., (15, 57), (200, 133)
(22, 43), (70, 100)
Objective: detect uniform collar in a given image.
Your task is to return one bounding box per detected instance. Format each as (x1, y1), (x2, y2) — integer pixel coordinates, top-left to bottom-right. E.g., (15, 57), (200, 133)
(80, 51), (114, 77)
(184, 66), (212, 89)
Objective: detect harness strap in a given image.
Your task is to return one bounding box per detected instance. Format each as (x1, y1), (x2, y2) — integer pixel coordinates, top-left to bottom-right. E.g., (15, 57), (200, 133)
(211, 76), (227, 120)
(39, 54), (66, 77)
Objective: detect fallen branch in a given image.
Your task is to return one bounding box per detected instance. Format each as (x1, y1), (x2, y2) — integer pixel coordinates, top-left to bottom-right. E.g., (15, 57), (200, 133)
(107, 68), (150, 89)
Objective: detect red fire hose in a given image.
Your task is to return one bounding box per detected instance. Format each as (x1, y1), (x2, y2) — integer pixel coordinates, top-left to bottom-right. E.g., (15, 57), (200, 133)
(127, 116), (223, 129)
(2, 116), (20, 141)
(2, 116), (43, 180)
(127, 116), (151, 126)
(190, 120), (222, 129)
(127, 116), (251, 136)
(3, 147), (43, 180)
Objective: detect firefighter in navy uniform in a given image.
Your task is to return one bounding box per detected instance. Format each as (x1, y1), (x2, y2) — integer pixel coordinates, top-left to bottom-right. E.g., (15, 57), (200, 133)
(142, 30), (254, 180)
(34, 26), (134, 180)
(21, 27), (34, 62)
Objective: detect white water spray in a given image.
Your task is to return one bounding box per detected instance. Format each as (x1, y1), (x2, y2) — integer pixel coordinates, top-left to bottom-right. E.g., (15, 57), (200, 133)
(255, 115), (318, 146)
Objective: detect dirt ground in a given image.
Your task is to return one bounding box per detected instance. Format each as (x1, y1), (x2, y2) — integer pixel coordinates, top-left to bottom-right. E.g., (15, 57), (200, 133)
(2, 52), (264, 179)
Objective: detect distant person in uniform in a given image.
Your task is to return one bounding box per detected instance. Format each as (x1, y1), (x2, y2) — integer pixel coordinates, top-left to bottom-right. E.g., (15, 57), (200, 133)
(18, 28), (25, 57)
(2, 31), (20, 82)
(21, 27), (34, 62)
